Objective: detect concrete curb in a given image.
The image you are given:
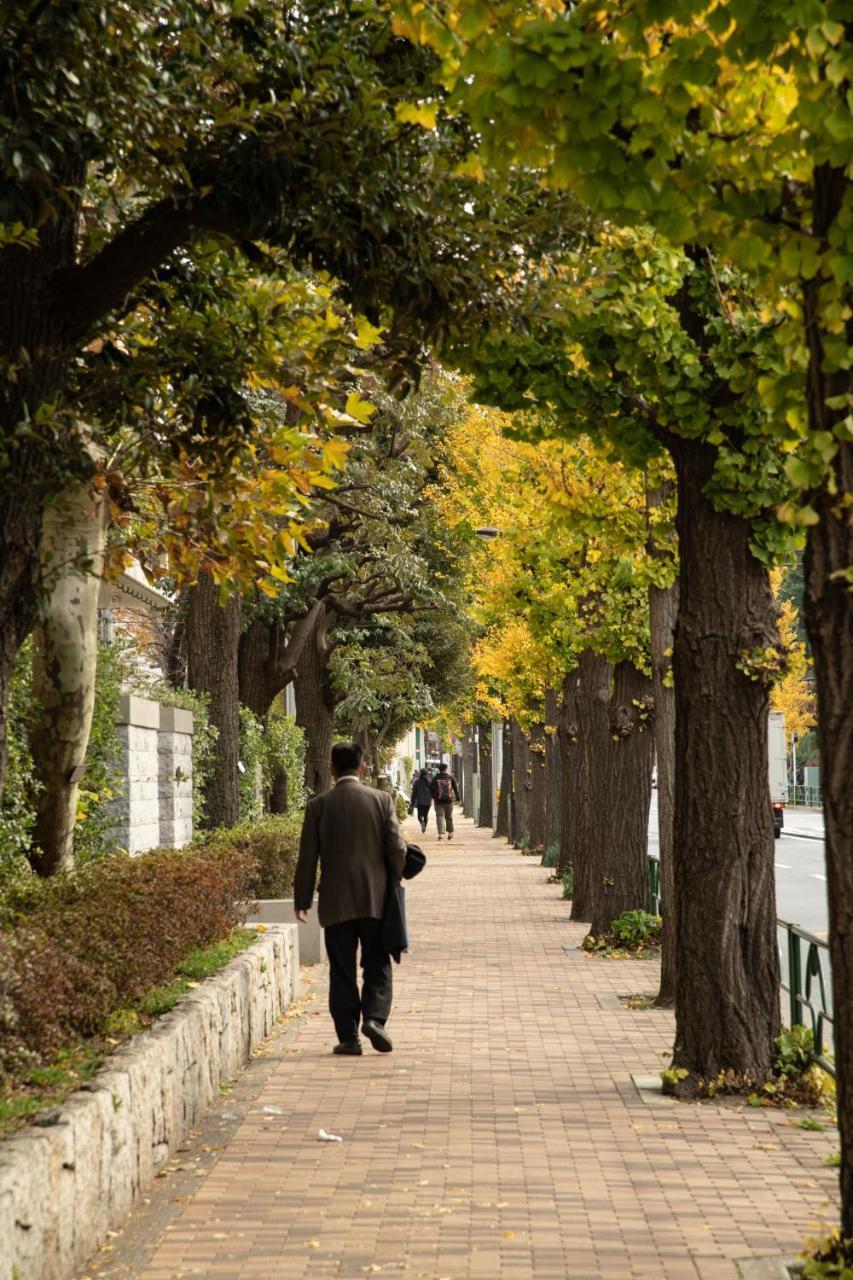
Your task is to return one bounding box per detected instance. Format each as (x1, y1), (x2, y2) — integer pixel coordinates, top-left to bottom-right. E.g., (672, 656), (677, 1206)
(735, 1256), (800, 1278)
(0, 924), (298, 1280)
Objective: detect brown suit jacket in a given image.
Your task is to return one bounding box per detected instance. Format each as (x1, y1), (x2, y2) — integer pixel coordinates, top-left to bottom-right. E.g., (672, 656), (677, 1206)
(294, 777), (407, 928)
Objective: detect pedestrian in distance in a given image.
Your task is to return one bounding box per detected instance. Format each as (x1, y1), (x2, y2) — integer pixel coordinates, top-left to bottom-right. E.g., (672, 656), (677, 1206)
(409, 767), (432, 833)
(430, 761), (460, 841)
(295, 742), (406, 1057)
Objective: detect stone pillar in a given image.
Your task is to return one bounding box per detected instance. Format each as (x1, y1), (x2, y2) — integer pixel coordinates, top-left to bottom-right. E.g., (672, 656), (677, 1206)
(158, 705), (195, 848)
(110, 695), (161, 853)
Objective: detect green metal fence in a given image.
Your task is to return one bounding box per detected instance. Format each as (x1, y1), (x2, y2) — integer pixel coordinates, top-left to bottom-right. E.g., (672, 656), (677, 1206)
(646, 855), (834, 1076)
(778, 919), (834, 1075)
(787, 784), (823, 807)
(647, 856), (661, 917)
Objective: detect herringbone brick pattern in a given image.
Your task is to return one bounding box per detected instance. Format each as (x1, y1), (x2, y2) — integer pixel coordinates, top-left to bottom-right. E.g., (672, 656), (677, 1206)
(117, 816), (838, 1279)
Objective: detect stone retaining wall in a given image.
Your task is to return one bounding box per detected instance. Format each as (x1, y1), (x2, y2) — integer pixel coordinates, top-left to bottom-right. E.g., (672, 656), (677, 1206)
(108, 694), (195, 854)
(0, 924), (298, 1280)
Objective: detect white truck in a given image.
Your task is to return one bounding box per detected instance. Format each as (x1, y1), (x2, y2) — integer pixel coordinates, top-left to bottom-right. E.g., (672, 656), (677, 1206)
(769, 711), (787, 838)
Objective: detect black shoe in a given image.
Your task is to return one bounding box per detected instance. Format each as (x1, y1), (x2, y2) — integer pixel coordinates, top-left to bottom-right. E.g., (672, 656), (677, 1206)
(362, 1020), (393, 1053)
(333, 1039), (363, 1056)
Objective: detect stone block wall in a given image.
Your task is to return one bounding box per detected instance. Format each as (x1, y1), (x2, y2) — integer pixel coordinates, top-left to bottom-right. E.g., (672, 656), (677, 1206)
(158, 705), (194, 847)
(108, 694), (195, 853)
(0, 925), (299, 1280)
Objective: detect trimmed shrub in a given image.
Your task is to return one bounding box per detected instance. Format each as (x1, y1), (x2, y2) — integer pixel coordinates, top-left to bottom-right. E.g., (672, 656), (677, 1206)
(541, 844), (559, 868)
(200, 813), (301, 900)
(264, 712), (305, 813)
(0, 842), (255, 1071)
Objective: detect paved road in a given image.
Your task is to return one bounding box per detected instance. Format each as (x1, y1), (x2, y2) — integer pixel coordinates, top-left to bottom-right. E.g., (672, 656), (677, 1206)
(648, 798), (827, 938)
(85, 816), (838, 1280)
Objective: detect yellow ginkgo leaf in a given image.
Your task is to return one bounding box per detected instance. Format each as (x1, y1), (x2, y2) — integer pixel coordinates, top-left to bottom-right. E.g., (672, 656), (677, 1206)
(395, 101), (438, 130)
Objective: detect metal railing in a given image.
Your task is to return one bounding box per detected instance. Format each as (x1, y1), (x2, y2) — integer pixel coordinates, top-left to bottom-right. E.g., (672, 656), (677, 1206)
(647, 855), (834, 1076)
(647, 856), (661, 917)
(787, 783), (823, 807)
(778, 919), (834, 1074)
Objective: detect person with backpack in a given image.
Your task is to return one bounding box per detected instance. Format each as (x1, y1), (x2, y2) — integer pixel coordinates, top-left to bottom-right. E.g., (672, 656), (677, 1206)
(409, 768), (433, 833)
(430, 762), (460, 840)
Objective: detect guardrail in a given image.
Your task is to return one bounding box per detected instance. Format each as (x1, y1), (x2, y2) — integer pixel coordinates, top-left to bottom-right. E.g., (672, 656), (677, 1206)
(647, 855), (834, 1076)
(778, 919), (834, 1075)
(787, 784), (822, 807)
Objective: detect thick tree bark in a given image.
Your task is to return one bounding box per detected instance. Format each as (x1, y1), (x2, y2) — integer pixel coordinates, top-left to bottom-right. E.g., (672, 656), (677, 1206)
(806, 441), (853, 1234)
(528, 720), (548, 856)
(0, 186), (86, 801)
(186, 571), (241, 829)
(495, 721), (512, 839)
(671, 442), (780, 1085)
(268, 766), (289, 814)
(29, 476), (108, 874)
(294, 607), (334, 796)
(461, 724), (474, 819)
(650, 572), (679, 1006)
(510, 718), (531, 847)
(560, 652), (612, 920)
(801, 157), (853, 1237)
(544, 688), (562, 858)
(238, 602), (323, 720)
(477, 721), (494, 830)
(587, 662), (655, 938)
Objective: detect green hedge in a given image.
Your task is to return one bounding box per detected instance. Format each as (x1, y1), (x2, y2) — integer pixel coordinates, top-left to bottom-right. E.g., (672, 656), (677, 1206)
(0, 841), (256, 1074)
(0, 640), (125, 877)
(199, 812), (301, 900)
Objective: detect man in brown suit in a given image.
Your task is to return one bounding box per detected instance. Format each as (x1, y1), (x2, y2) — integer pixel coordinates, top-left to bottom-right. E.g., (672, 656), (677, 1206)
(295, 742), (407, 1056)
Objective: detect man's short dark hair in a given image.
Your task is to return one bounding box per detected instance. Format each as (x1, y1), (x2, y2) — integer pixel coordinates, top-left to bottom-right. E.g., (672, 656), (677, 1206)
(331, 742), (363, 773)
(438, 761), (448, 772)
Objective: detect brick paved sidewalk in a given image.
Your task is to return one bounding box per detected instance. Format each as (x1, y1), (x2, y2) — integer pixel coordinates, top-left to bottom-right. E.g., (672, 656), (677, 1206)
(89, 815), (838, 1280)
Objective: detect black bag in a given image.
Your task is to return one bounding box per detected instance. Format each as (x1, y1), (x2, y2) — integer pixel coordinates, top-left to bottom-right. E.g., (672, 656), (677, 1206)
(381, 879), (408, 962)
(402, 842), (426, 880)
(382, 844), (426, 962)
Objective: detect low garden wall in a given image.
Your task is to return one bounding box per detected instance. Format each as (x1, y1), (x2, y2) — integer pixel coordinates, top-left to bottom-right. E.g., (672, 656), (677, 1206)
(0, 923), (298, 1280)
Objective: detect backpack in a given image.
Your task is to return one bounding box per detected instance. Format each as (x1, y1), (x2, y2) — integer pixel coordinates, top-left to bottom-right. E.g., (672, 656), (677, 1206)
(435, 775), (454, 802)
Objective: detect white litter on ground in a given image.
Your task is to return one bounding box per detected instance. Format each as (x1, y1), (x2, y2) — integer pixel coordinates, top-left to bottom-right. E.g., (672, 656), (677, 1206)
(318, 1129), (343, 1142)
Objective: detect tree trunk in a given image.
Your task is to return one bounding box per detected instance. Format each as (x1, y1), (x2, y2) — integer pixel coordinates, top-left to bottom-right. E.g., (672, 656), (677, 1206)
(238, 602), (324, 720)
(186, 571), (241, 829)
(294, 608), (334, 796)
(510, 718), (531, 847)
(0, 165), (88, 805)
(268, 766), (289, 814)
(587, 662), (655, 938)
(477, 721), (494, 829)
(462, 725), (474, 818)
(528, 719), (548, 856)
(495, 721), (512, 839)
(801, 162), (853, 1235)
(451, 752), (463, 801)
(807, 445), (853, 1232)
(29, 477), (108, 874)
(544, 687), (561, 858)
(651, 573), (679, 1006)
(671, 442), (780, 1085)
(560, 652), (612, 921)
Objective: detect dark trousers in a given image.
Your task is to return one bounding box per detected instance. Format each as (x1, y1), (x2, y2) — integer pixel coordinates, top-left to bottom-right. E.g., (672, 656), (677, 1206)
(324, 917), (392, 1043)
(416, 804), (430, 827)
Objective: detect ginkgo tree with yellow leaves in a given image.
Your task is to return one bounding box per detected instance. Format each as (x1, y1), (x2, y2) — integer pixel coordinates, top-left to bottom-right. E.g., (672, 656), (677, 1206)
(29, 255), (364, 868)
(432, 395), (676, 939)
(393, 5), (853, 1237)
